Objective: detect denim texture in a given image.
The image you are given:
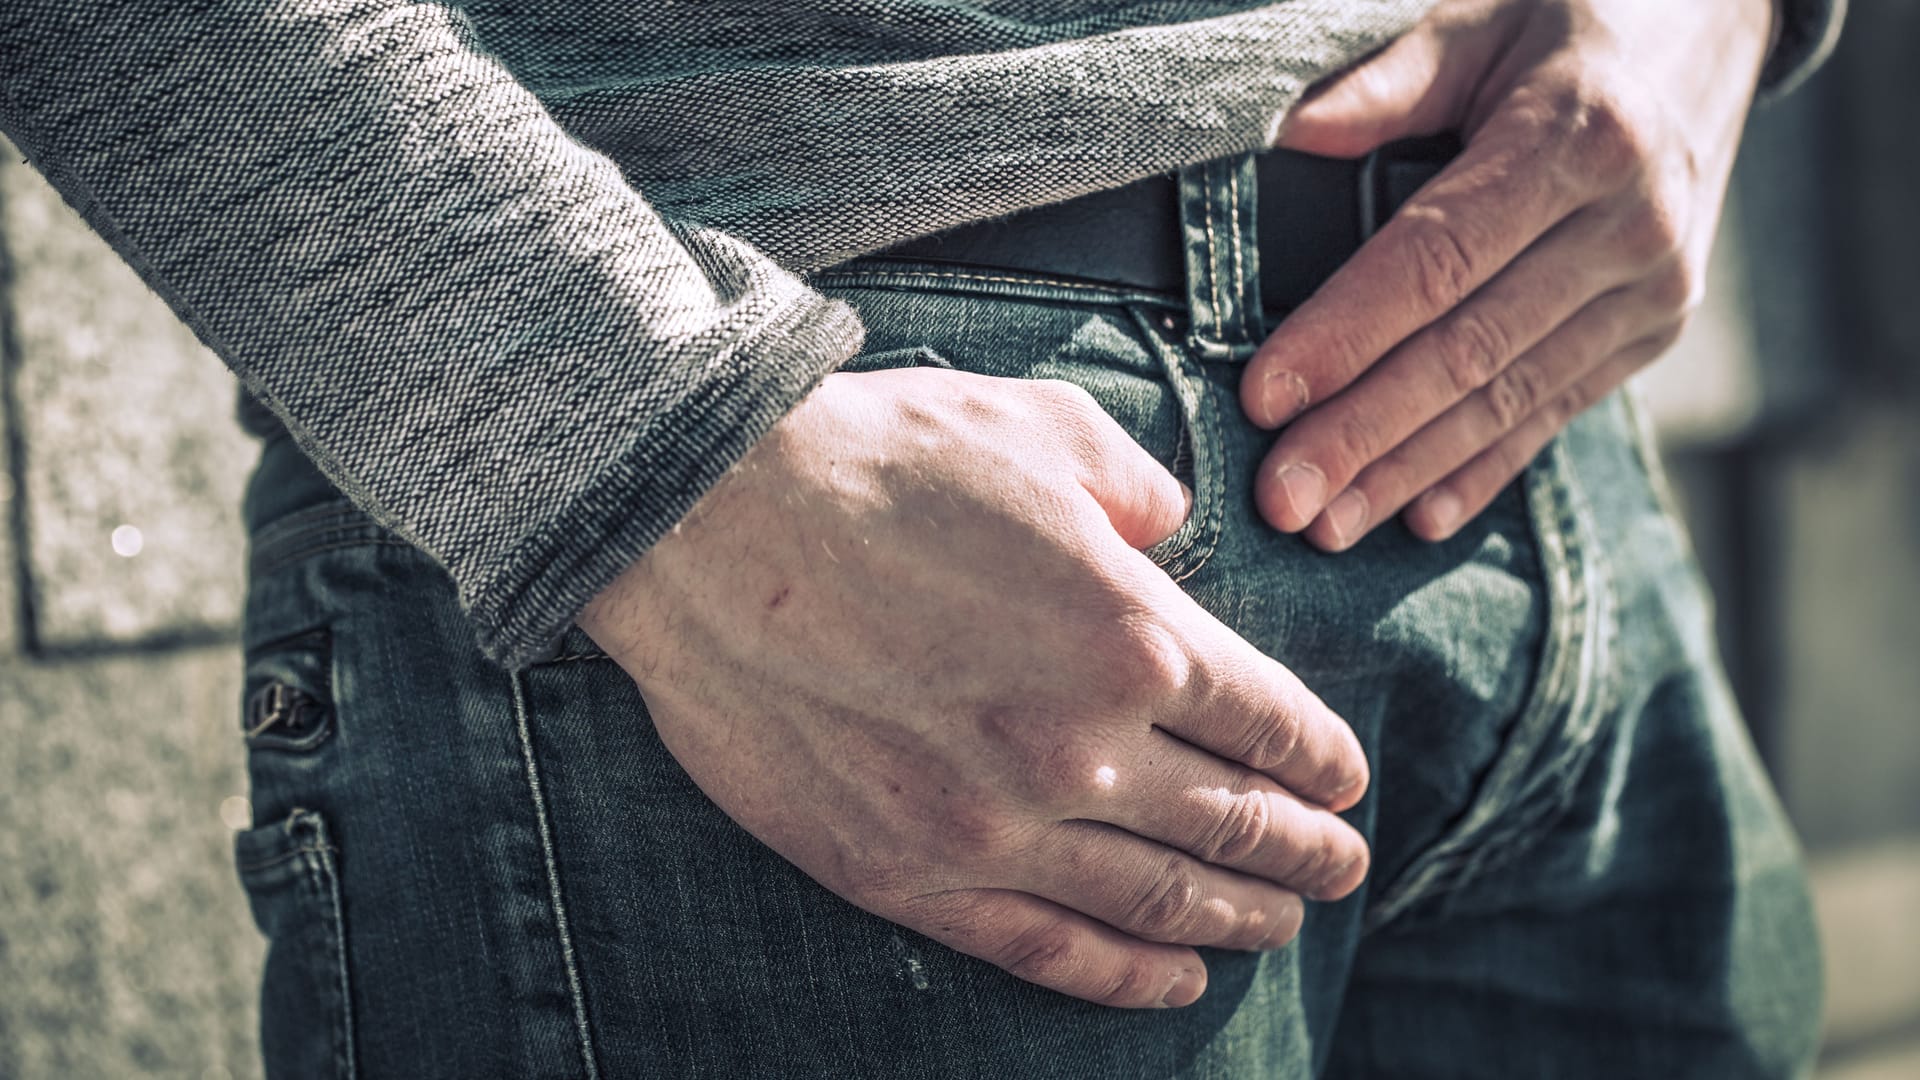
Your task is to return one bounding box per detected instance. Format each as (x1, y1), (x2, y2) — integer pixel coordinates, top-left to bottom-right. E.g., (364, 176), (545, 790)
(232, 156), (1821, 1078)
(0, 0), (1840, 668)
(0, 0), (1435, 669)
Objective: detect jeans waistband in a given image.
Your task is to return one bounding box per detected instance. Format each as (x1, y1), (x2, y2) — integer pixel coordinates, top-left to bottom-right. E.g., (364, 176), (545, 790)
(864, 135), (1459, 361)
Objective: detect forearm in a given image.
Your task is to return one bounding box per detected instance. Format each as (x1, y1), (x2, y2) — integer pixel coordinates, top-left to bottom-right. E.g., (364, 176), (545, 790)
(0, 0), (863, 668)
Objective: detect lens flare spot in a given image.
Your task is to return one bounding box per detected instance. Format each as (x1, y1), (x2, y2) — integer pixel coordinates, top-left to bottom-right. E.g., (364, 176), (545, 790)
(219, 795), (252, 832)
(110, 524), (144, 557)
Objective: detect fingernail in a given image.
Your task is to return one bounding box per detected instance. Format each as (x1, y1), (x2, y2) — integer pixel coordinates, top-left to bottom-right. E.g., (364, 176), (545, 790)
(1160, 967), (1206, 1008)
(1177, 480), (1195, 520)
(1314, 856), (1364, 901)
(1323, 489), (1370, 548)
(1328, 771), (1369, 810)
(1415, 488), (1463, 539)
(1256, 896), (1307, 949)
(1271, 463), (1326, 526)
(1259, 369), (1312, 427)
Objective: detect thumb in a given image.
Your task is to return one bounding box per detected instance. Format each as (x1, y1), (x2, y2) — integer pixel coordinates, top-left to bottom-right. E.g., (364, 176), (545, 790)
(1095, 465), (1192, 552)
(1075, 436), (1194, 551)
(1276, 27), (1465, 159)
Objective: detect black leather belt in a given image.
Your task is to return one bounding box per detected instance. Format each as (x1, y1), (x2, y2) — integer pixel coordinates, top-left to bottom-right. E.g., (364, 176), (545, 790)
(873, 135), (1460, 316)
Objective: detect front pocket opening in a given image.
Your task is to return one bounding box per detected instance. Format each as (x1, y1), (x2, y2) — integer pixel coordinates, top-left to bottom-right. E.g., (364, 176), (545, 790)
(242, 626), (335, 753)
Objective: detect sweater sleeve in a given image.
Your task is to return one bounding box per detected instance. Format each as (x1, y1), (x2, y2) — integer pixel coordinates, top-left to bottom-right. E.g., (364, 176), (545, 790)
(0, 1), (865, 668)
(1761, 0), (1847, 99)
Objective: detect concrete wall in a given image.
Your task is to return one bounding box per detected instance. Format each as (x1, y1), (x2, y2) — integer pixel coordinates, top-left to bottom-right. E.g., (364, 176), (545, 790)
(1, 138), (264, 1080)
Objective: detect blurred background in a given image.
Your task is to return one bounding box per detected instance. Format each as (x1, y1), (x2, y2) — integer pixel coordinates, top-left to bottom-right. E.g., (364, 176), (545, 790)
(1, 7), (1915, 1079)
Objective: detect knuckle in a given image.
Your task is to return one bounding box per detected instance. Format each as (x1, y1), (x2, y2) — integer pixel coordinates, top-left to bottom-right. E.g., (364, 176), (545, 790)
(1037, 377), (1100, 413)
(1401, 209), (1481, 311)
(1101, 956), (1171, 1006)
(1127, 860), (1205, 940)
(1329, 408), (1389, 475)
(1001, 924), (1083, 985)
(1246, 708), (1307, 775)
(1483, 361), (1550, 430)
(1118, 617), (1191, 682)
(1280, 829), (1338, 890)
(1035, 379), (1108, 451)
(1618, 202), (1687, 268)
(1025, 738), (1109, 805)
(977, 706), (1101, 803)
(1569, 85), (1651, 186)
(1647, 321), (1687, 354)
(1647, 262), (1702, 317)
(1200, 791), (1275, 865)
(1550, 383), (1597, 426)
(1435, 311), (1513, 395)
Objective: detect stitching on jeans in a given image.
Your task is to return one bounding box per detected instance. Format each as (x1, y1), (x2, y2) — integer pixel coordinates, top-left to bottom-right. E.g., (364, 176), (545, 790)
(811, 266), (1168, 300)
(538, 651), (612, 665)
(289, 812), (356, 1080)
(1360, 433), (1599, 933)
(1203, 164), (1224, 343)
(510, 672), (603, 1080)
(1129, 306), (1225, 579)
(1169, 356), (1227, 583)
(1228, 163), (1246, 342)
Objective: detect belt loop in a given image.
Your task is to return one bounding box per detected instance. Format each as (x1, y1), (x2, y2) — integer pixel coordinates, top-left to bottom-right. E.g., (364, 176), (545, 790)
(1177, 153), (1263, 361)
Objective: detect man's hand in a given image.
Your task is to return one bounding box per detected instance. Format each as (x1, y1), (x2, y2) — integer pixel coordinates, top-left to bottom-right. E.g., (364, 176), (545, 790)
(1243, 0), (1773, 547)
(578, 367), (1371, 1009)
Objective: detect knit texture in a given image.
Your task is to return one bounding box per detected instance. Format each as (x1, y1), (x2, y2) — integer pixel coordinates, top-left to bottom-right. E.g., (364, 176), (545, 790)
(0, 1), (1839, 667)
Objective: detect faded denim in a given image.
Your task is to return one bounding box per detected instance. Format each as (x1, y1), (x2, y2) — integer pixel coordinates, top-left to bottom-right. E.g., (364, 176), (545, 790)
(4, 1), (1841, 669)
(233, 157), (1822, 1078)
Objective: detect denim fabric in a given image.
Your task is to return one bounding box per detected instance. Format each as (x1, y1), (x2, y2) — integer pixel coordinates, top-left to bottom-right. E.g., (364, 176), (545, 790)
(233, 156), (1821, 1078)
(0, 0), (1434, 670)
(2, 0), (1840, 669)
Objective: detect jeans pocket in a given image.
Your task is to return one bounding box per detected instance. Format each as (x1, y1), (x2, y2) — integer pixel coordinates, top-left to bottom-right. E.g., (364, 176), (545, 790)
(1125, 306), (1226, 581)
(816, 277), (1226, 581)
(235, 809), (356, 1080)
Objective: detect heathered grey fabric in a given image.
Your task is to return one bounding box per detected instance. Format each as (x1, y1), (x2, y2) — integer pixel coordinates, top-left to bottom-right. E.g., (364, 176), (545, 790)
(0, 1), (1841, 668)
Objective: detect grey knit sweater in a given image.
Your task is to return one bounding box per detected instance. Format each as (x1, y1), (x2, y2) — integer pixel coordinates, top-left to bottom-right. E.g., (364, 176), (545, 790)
(0, 1), (1841, 667)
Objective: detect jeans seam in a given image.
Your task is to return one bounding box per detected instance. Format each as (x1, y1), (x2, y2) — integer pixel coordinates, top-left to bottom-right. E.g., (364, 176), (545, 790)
(290, 811), (357, 1080)
(1362, 432), (1605, 932)
(810, 264), (1180, 308)
(510, 672), (603, 1080)
(1130, 306), (1225, 580)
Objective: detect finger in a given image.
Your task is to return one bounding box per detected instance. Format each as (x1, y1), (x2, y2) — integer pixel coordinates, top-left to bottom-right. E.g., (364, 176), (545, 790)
(1020, 821), (1308, 952)
(1243, 101), (1610, 438)
(1044, 380), (1193, 549)
(1299, 281), (1663, 550)
(1404, 331), (1679, 541)
(1106, 729), (1370, 901)
(1150, 635), (1369, 812)
(1275, 24), (1459, 159)
(1254, 206), (1640, 533)
(900, 888), (1209, 1009)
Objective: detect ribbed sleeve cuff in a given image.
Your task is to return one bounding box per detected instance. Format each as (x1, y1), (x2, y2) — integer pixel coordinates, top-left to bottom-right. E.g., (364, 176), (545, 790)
(466, 290), (865, 669)
(1760, 0), (1846, 100)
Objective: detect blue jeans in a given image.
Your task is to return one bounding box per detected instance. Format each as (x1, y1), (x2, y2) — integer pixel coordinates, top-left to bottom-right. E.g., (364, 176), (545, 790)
(233, 159), (1822, 1078)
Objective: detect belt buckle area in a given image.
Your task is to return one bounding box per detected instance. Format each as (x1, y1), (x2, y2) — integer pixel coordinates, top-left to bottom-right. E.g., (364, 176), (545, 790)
(1356, 133), (1463, 239)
